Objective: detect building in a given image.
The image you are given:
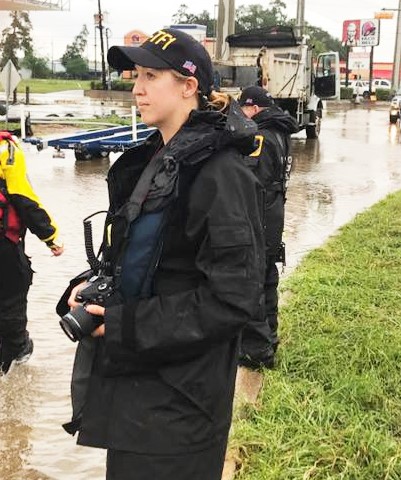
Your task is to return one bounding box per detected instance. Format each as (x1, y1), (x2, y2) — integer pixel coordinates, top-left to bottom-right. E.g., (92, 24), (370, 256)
(121, 30), (149, 80)
(165, 24), (207, 43)
(339, 60), (392, 82)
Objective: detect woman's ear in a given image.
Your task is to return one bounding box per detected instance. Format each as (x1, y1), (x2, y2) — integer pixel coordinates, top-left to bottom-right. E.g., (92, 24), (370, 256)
(182, 77), (199, 98)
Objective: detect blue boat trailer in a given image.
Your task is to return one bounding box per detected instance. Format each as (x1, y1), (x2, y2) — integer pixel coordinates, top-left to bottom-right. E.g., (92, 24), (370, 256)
(24, 122), (156, 161)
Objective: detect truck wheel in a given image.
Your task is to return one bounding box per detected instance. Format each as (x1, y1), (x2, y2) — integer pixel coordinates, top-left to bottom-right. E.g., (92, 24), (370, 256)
(74, 149), (94, 161)
(74, 149), (110, 161)
(306, 109), (322, 139)
(389, 115), (398, 124)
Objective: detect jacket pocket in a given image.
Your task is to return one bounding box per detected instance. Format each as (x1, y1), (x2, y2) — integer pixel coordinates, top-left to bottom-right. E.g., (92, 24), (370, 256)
(209, 224), (251, 248)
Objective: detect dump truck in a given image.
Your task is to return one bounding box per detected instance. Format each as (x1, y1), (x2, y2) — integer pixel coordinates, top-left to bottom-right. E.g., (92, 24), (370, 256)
(213, 26), (340, 139)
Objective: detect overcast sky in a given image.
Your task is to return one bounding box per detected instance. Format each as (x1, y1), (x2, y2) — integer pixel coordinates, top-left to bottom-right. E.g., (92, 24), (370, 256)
(0, 0), (399, 62)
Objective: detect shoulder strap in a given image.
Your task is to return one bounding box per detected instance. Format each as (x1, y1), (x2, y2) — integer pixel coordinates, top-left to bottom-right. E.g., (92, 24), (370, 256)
(269, 130), (293, 195)
(116, 152), (165, 229)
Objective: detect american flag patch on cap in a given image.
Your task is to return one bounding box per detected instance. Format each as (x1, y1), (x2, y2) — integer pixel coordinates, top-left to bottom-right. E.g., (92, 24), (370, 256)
(182, 60), (197, 74)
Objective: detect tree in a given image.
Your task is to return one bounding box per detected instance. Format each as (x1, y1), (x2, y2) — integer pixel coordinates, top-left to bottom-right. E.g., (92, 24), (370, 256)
(21, 51), (51, 78)
(236, 1), (288, 32)
(172, 4), (215, 36)
(0, 11), (33, 69)
(303, 24), (347, 60)
(65, 57), (89, 77)
(61, 25), (89, 76)
(172, 1), (289, 37)
(171, 1), (344, 59)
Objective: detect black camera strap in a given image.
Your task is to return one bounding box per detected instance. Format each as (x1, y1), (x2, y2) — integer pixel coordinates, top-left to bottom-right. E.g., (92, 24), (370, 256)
(117, 149), (165, 230)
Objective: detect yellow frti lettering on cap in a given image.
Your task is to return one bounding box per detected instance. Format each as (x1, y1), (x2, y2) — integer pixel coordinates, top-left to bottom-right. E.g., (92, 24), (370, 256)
(149, 30), (177, 50)
(250, 135), (264, 157)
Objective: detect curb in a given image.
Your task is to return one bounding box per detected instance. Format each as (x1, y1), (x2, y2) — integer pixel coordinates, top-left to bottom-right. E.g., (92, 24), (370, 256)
(221, 367), (265, 480)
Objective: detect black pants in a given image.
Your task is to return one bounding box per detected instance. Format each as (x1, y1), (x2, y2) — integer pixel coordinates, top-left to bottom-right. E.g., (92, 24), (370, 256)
(239, 257), (279, 368)
(0, 238), (33, 373)
(106, 443), (227, 480)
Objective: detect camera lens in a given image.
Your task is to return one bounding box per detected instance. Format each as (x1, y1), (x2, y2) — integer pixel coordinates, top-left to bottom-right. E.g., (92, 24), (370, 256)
(59, 305), (103, 342)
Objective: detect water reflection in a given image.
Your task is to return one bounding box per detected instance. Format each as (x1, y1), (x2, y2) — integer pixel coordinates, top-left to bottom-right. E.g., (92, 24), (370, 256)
(388, 123), (401, 145)
(285, 106), (401, 272)
(0, 367), (36, 479)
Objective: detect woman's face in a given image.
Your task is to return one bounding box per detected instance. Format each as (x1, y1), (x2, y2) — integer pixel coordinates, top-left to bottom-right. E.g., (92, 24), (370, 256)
(133, 66), (191, 131)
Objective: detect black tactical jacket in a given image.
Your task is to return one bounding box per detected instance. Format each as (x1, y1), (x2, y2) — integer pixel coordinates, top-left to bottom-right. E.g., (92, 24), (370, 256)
(72, 103), (266, 459)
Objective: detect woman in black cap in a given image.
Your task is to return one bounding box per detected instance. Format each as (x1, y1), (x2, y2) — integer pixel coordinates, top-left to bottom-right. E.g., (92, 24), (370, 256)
(63, 28), (265, 480)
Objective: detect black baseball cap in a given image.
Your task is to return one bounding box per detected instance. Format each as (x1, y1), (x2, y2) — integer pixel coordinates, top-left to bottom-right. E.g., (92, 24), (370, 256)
(238, 86), (275, 107)
(107, 28), (214, 95)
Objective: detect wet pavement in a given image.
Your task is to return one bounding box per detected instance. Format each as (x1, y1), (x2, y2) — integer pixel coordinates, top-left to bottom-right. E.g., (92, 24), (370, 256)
(1, 99), (401, 479)
(285, 103), (401, 272)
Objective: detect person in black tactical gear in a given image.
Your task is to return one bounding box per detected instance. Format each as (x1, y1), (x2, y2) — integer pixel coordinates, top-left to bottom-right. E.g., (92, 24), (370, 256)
(57, 28), (265, 480)
(238, 85), (299, 370)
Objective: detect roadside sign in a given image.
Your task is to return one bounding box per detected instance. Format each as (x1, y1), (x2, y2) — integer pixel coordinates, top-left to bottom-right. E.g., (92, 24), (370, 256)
(0, 59), (21, 127)
(342, 18), (380, 47)
(0, 59), (21, 98)
(349, 52), (370, 70)
(375, 11), (393, 20)
(343, 20), (360, 47)
(360, 19), (380, 47)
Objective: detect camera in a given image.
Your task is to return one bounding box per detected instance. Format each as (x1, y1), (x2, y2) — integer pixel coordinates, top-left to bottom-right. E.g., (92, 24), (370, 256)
(59, 275), (114, 342)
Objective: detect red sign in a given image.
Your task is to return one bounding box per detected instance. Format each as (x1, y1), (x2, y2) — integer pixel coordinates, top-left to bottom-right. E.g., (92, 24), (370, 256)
(342, 19), (380, 47)
(343, 20), (360, 47)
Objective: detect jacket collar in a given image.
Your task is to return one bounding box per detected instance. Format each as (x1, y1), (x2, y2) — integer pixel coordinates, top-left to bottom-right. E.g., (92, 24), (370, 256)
(108, 101), (258, 212)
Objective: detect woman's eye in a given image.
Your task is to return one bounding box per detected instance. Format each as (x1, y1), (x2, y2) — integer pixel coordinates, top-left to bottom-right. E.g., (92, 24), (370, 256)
(146, 72), (155, 80)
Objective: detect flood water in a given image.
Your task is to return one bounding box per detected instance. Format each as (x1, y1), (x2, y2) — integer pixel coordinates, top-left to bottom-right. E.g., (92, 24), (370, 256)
(2, 104), (401, 479)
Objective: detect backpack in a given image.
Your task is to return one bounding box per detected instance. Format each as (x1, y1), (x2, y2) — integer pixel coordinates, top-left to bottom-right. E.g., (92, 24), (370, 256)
(247, 128), (292, 261)
(0, 132), (22, 244)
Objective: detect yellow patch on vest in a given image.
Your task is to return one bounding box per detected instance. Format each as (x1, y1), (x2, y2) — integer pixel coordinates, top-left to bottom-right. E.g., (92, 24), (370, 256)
(249, 135), (264, 157)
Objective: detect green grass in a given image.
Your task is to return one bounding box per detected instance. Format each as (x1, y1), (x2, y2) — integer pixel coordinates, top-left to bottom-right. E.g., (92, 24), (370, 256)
(0, 78), (91, 94)
(232, 191), (401, 479)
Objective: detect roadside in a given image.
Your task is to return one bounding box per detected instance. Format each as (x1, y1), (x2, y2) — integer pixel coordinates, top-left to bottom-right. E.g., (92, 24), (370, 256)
(0, 96), (392, 139)
(226, 190), (401, 479)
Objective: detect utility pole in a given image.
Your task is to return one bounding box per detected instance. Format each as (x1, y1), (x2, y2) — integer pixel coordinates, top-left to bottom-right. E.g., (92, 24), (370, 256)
(295, 0), (305, 39)
(381, 4), (401, 90)
(97, 0), (107, 90)
(392, 0), (401, 91)
(215, 0), (235, 61)
(105, 28), (112, 90)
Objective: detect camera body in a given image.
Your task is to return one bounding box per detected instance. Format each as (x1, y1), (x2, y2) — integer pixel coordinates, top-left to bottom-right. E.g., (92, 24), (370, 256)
(59, 275), (114, 342)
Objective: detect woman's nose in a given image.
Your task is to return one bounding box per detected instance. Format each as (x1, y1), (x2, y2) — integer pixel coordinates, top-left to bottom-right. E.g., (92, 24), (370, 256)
(133, 79), (142, 96)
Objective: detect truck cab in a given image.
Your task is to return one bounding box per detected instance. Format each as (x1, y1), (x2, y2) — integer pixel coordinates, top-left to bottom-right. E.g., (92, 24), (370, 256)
(213, 26), (339, 138)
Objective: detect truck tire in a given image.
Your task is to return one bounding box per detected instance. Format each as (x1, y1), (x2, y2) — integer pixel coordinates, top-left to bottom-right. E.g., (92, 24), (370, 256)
(306, 109), (322, 139)
(74, 149), (110, 161)
(74, 149), (93, 161)
(389, 114), (398, 124)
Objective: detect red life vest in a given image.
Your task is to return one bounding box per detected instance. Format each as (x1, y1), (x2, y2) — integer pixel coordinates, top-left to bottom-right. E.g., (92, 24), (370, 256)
(0, 132), (22, 244)
(0, 187), (22, 244)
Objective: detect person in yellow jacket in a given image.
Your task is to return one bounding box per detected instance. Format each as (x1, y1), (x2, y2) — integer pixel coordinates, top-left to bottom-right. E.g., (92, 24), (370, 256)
(0, 131), (64, 375)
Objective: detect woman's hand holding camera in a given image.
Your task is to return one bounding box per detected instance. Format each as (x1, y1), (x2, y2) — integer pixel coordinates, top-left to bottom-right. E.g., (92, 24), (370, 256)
(84, 304), (105, 337)
(67, 281), (105, 337)
(67, 281), (87, 309)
